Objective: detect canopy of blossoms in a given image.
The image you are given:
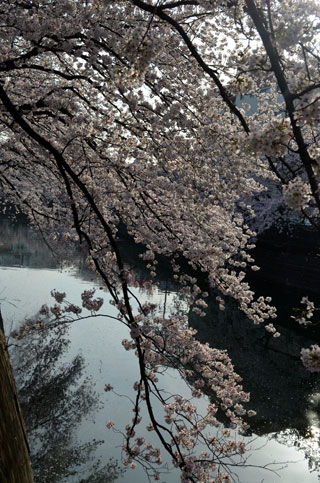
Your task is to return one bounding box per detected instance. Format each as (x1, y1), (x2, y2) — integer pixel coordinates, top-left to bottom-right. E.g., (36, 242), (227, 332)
(1, 0), (320, 480)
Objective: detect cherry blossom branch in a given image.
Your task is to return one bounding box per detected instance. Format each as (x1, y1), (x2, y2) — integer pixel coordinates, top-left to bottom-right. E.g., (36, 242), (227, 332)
(131, 0), (251, 134)
(244, 0), (320, 215)
(0, 84), (221, 480)
(159, 1), (198, 10)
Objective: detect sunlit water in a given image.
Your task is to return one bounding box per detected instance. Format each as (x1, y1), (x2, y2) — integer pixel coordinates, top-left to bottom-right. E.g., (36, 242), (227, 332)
(1, 218), (319, 482)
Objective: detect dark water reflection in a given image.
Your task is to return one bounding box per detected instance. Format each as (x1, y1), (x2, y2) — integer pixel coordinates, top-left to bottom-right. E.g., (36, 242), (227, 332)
(190, 298), (320, 432)
(118, 228), (320, 453)
(1, 216), (320, 481)
(11, 322), (125, 483)
(124, 238), (320, 476)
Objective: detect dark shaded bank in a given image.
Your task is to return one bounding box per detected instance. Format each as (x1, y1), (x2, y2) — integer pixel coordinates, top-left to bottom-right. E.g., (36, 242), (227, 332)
(250, 223), (320, 295)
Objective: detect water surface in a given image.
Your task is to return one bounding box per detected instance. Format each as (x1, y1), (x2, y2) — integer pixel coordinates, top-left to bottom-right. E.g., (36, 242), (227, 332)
(1, 218), (319, 482)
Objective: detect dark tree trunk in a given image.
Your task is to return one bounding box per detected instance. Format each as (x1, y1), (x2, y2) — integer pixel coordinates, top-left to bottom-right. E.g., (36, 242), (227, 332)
(0, 312), (34, 482)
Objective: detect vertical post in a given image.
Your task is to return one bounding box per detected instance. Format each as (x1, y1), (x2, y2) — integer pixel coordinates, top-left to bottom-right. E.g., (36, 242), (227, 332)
(0, 311), (34, 482)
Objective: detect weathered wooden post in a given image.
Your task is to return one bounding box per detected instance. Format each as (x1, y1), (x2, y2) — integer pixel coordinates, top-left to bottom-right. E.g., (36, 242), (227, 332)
(0, 311), (34, 482)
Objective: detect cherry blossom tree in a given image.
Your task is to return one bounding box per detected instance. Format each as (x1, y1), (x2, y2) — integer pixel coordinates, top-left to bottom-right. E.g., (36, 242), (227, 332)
(1, 0), (320, 480)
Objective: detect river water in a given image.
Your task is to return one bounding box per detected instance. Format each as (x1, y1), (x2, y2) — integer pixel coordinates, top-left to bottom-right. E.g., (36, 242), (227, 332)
(0, 216), (319, 483)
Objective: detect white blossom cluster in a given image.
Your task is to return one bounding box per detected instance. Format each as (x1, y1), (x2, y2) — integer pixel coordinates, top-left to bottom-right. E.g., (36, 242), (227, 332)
(116, 311), (254, 481)
(282, 177), (311, 211)
(295, 91), (320, 126)
(300, 345), (320, 372)
(291, 296), (315, 326)
(247, 118), (291, 157)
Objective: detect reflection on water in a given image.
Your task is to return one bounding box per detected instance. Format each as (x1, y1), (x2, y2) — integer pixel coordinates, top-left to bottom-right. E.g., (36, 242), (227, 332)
(10, 307), (125, 483)
(190, 297), (319, 433)
(189, 297), (320, 479)
(1, 216), (320, 482)
(0, 218), (58, 269)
